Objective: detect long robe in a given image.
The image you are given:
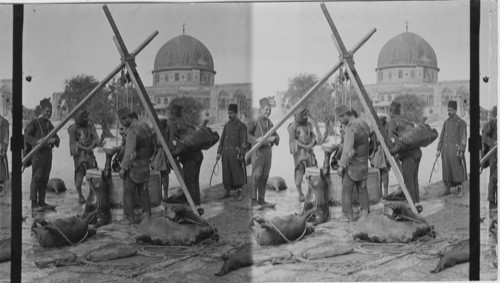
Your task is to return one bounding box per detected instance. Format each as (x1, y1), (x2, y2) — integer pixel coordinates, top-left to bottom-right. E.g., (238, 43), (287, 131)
(437, 114), (467, 184)
(217, 118), (247, 188)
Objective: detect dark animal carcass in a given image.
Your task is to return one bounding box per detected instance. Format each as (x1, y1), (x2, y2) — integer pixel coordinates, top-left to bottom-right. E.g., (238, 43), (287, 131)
(303, 170), (330, 226)
(266, 177), (287, 191)
(431, 239), (469, 273)
(135, 206), (218, 246)
(46, 178), (67, 194)
(302, 151), (332, 226)
(250, 210), (315, 246)
(353, 203), (434, 243)
(83, 148), (116, 228)
(31, 213), (96, 248)
(215, 243), (253, 277)
(0, 238), (10, 263)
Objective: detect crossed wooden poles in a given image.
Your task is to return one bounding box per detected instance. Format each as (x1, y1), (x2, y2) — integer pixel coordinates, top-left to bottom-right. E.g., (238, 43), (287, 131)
(22, 5), (200, 215)
(245, 3), (417, 213)
(23, 3), (416, 216)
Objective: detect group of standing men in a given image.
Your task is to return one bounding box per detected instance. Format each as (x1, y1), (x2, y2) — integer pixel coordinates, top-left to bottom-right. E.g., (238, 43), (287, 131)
(21, 96), (496, 224)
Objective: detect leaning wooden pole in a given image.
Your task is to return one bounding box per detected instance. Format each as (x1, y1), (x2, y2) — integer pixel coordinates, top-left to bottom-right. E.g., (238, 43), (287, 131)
(480, 143), (497, 167)
(103, 5), (199, 215)
(22, 31), (158, 166)
(245, 28), (376, 161)
(320, 2), (417, 213)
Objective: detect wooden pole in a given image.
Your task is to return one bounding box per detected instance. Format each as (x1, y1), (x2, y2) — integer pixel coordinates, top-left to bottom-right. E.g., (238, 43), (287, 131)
(320, 2), (417, 213)
(245, 28), (376, 161)
(22, 30), (158, 165)
(480, 144), (497, 167)
(103, 5), (199, 215)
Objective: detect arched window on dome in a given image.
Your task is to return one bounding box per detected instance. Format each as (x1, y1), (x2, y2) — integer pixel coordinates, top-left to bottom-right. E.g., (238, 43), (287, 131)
(175, 73), (179, 81)
(187, 73), (192, 81)
(398, 70), (403, 79)
(411, 70), (415, 78)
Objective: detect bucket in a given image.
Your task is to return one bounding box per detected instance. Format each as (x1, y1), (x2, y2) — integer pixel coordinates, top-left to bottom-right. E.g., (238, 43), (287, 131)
(304, 167), (381, 206)
(86, 169), (163, 209)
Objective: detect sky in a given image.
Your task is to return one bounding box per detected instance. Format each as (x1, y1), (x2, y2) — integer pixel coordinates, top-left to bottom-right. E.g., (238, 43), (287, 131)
(0, 3), (252, 108)
(0, 1), (497, 109)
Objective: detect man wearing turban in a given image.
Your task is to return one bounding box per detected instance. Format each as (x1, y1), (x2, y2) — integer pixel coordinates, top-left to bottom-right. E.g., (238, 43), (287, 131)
(68, 109), (99, 204)
(288, 106), (317, 202)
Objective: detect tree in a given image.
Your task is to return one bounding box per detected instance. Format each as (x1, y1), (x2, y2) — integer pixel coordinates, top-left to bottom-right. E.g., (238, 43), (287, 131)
(170, 96), (204, 126)
(61, 74), (116, 140)
(393, 94), (428, 123)
(282, 73), (335, 143)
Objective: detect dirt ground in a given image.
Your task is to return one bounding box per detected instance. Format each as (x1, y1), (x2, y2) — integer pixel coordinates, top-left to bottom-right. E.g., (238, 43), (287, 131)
(0, 118), (497, 282)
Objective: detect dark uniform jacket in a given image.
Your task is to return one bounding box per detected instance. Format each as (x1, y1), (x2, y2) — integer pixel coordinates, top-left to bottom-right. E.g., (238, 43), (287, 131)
(339, 120), (369, 181)
(247, 116), (280, 150)
(121, 120), (153, 184)
(25, 117), (60, 151)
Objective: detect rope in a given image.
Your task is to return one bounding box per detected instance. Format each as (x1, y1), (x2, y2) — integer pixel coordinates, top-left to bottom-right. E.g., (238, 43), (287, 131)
(49, 220), (91, 246)
(264, 179), (318, 244)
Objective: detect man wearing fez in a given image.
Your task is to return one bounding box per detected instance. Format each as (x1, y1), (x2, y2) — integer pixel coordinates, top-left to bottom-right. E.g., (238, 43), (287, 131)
(436, 100), (468, 198)
(388, 101), (423, 208)
(482, 106), (497, 210)
(0, 113), (8, 196)
(68, 109), (99, 204)
(25, 100), (60, 211)
(217, 103), (248, 201)
(288, 106), (317, 202)
(336, 104), (369, 222)
(118, 107), (153, 224)
(247, 98), (280, 206)
(169, 104), (204, 206)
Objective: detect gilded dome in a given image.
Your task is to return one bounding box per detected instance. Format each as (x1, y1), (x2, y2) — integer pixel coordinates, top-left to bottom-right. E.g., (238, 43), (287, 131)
(377, 32), (438, 71)
(154, 35), (215, 73)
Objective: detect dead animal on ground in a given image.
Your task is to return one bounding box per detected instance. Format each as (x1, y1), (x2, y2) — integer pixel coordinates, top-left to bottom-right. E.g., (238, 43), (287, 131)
(431, 239), (469, 273)
(83, 242), (142, 262)
(302, 240), (356, 260)
(164, 188), (187, 204)
(303, 168), (330, 226)
(0, 238), (10, 263)
(215, 243), (253, 277)
(83, 147), (116, 228)
(31, 213), (96, 248)
(46, 178), (67, 194)
(352, 203), (435, 243)
(382, 189), (406, 201)
(266, 177), (287, 191)
(250, 210), (315, 246)
(135, 206), (218, 246)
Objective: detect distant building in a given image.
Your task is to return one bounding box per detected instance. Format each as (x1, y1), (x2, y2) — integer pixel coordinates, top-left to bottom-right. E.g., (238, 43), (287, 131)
(365, 31), (470, 121)
(145, 33), (252, 122)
